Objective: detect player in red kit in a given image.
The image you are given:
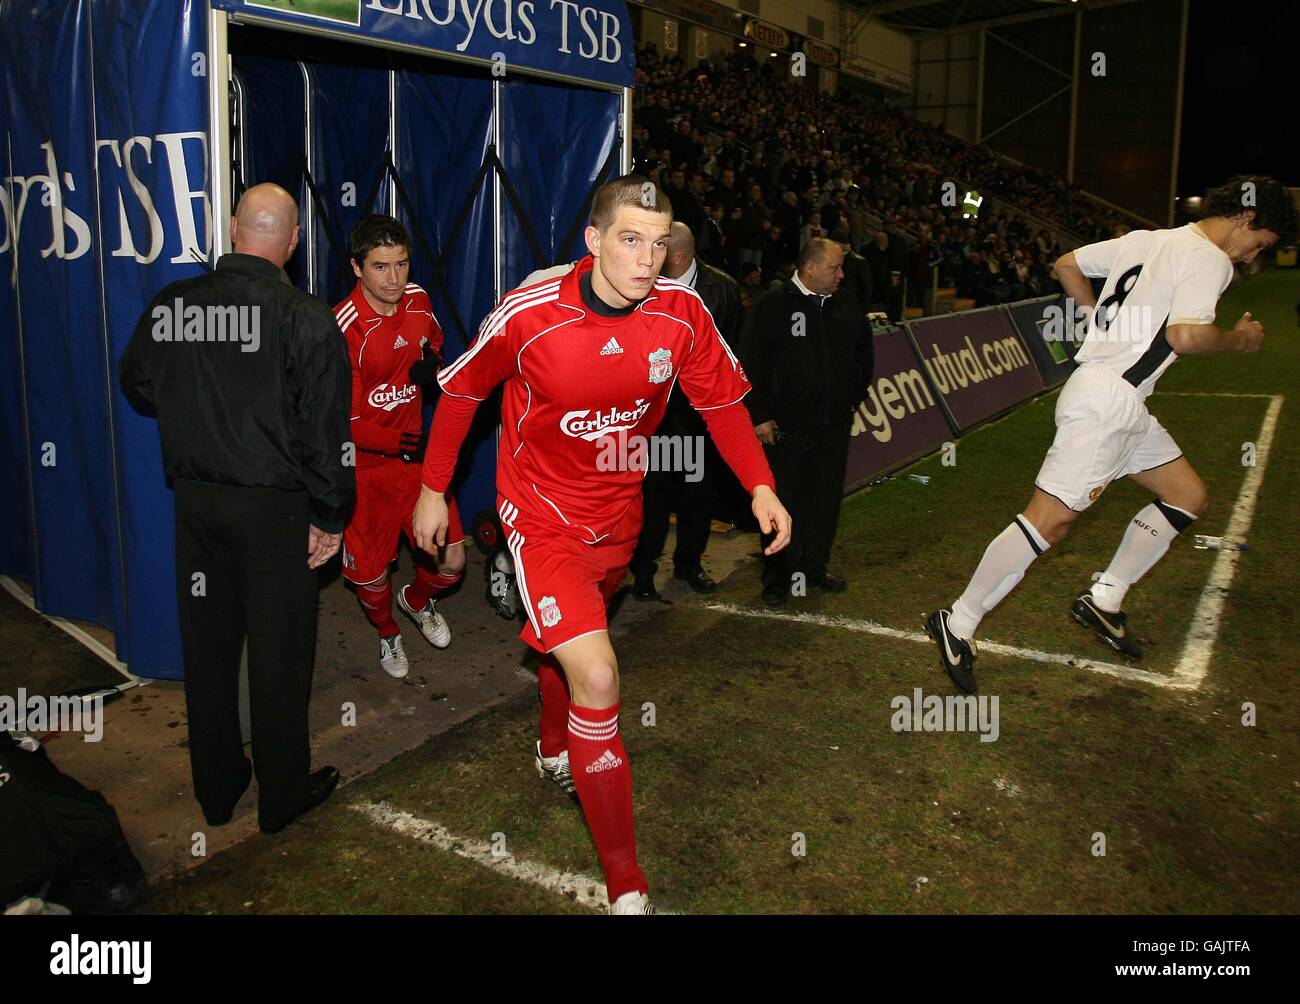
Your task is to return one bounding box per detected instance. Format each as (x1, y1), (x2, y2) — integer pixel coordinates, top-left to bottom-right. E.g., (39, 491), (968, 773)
(413, 178), (791, 913)
(336, 215), (466, 678)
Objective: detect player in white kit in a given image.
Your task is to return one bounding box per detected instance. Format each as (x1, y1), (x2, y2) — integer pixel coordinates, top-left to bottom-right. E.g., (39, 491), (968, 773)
(925, 176), (1296, 692)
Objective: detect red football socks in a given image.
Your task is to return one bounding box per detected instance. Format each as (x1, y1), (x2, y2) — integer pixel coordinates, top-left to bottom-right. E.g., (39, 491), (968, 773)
(404, 563), (462, 611)
(357, 579), (399, 636)
(567, 702), (646, 902)
(537, 655), (571, 758)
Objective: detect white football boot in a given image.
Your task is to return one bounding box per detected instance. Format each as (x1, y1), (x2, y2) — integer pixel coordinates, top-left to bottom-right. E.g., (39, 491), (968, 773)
(609, 891), (655, 915)
(397, 585), (451, 649)
(378, 633), (409, 679)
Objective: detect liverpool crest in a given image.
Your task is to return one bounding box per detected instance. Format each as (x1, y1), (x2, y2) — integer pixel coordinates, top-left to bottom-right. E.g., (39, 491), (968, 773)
(538, 595), (562, 628)
(648, 347), (673, 384)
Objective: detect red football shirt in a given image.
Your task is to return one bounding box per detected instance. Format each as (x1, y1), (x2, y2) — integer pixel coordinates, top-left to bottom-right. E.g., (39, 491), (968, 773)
(429, 254), (769, 543)
(334, 282), (442, 469)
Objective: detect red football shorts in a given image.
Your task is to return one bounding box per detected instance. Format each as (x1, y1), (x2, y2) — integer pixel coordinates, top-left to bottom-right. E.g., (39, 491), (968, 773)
(498, 493), (642, 654)
(342, 458), (464, 585)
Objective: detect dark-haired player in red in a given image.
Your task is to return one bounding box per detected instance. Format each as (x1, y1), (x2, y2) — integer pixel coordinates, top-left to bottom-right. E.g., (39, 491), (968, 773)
(336, 214), (466, 678)
(413, 177), (791, 914)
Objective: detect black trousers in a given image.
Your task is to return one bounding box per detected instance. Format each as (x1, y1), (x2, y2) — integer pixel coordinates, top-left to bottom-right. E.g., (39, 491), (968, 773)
(630, 461), (713, 580)
(173, 480), (319, 829)
(761, 421), (852, 588)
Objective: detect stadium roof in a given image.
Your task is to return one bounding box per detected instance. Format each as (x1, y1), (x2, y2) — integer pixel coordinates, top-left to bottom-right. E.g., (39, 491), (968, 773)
(844, 0), (1144, 35)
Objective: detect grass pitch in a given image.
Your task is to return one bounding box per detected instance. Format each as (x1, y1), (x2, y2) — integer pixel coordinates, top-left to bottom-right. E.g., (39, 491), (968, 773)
(142, 268), (1300, 914)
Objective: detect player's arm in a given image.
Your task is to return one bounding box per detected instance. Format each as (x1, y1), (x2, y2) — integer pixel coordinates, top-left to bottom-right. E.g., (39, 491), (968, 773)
(1057, 233), (1133, 317)
(1165, 250), (1251, 354)
(1053, 251), (1098, 313)
(1166, 313), (1263, 355)
(412, 306), (518, 553)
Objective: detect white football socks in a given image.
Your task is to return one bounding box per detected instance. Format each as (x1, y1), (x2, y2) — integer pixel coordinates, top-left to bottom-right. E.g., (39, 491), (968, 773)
(949, 515), (1050, 640)
(1090, 500), (1196, 613)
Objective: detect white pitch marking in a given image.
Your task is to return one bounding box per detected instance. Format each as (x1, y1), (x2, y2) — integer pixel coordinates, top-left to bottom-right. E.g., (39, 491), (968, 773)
(703, 602), (1197, 690)
(353, 800), (609, 912)
(1172, 394), (1283, 687)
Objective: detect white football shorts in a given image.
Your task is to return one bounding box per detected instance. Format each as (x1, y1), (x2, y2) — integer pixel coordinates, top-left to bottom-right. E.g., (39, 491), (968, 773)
(1035, 364), (1182, 511)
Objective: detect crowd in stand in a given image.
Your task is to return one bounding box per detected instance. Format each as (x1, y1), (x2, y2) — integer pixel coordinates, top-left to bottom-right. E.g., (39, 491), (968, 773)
(632, 44), (1132, 316)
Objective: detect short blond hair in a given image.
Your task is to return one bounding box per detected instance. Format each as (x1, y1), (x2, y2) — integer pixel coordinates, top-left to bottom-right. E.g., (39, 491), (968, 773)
(590, 174), (672, 234)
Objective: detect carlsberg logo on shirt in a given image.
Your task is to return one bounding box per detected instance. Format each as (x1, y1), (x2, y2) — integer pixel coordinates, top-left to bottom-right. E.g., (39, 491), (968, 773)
(560, 400), (652, 441)
(367, 383), (419, 411)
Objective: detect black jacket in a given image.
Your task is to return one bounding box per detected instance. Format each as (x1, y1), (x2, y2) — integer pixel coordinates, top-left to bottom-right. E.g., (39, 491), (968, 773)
(658, 260), (743, 438)
(840, 249), (875, 309)
(739, 278), (874, 431)
(119, 253), (355, 533)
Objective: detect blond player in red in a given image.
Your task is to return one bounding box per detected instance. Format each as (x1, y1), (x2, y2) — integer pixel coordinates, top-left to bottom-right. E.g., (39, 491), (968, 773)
(336, 215), (466, 678)
(413, 177), (791, 914)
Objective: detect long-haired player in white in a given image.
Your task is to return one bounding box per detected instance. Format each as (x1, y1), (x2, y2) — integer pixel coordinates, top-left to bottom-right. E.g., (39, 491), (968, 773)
(926, 175), (1296, 693)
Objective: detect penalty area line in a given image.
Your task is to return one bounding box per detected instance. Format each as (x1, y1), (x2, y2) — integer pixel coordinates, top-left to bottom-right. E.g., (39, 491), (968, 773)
(703, 602), (1198, 690)
(1171, 393), (1283, 688)
(352, 800), (610, 913)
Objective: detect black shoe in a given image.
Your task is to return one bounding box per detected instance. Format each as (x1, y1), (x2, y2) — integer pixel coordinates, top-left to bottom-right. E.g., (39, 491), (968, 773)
(673, 567), (717, 593)
(923, 609), (978, 694)
(1070, 592), (1143, 658)
(632, 573), (660, 602)
(260, 766), (340, 834)
(761, 581), (787, 607)
(807, 571), (847, 592)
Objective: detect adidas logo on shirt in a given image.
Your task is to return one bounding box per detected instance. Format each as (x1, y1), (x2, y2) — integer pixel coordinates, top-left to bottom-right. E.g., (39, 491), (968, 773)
(586, 749), (624, 774)
(393, 334), (408, 350)
(599, 336), (623, 356)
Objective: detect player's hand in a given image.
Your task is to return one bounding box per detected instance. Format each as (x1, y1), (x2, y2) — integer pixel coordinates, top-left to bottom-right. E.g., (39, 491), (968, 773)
(398, 430), (422, 461)
(754, 420), (777, 445)
(407, 346), (442, 387)
(399, 428), (427, 464)
(307, 525), (341, 569)
(752, 485), (791, 555)
(412, 485), (449, 555)
(1234, 311), (1264, 352)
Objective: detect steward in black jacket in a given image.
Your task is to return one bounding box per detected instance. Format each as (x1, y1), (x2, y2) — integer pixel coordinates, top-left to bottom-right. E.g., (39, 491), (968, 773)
(119, 183), (350, 835)
(740, 256), (874, 433)
(739, 238), (874, 604)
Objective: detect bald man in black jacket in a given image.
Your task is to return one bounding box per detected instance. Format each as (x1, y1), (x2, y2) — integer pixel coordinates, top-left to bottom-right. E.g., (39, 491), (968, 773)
(120, 183), (352, 834)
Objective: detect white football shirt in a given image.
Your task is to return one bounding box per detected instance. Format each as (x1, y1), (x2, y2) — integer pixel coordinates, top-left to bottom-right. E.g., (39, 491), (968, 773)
(1072, 225), (1234, 398)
